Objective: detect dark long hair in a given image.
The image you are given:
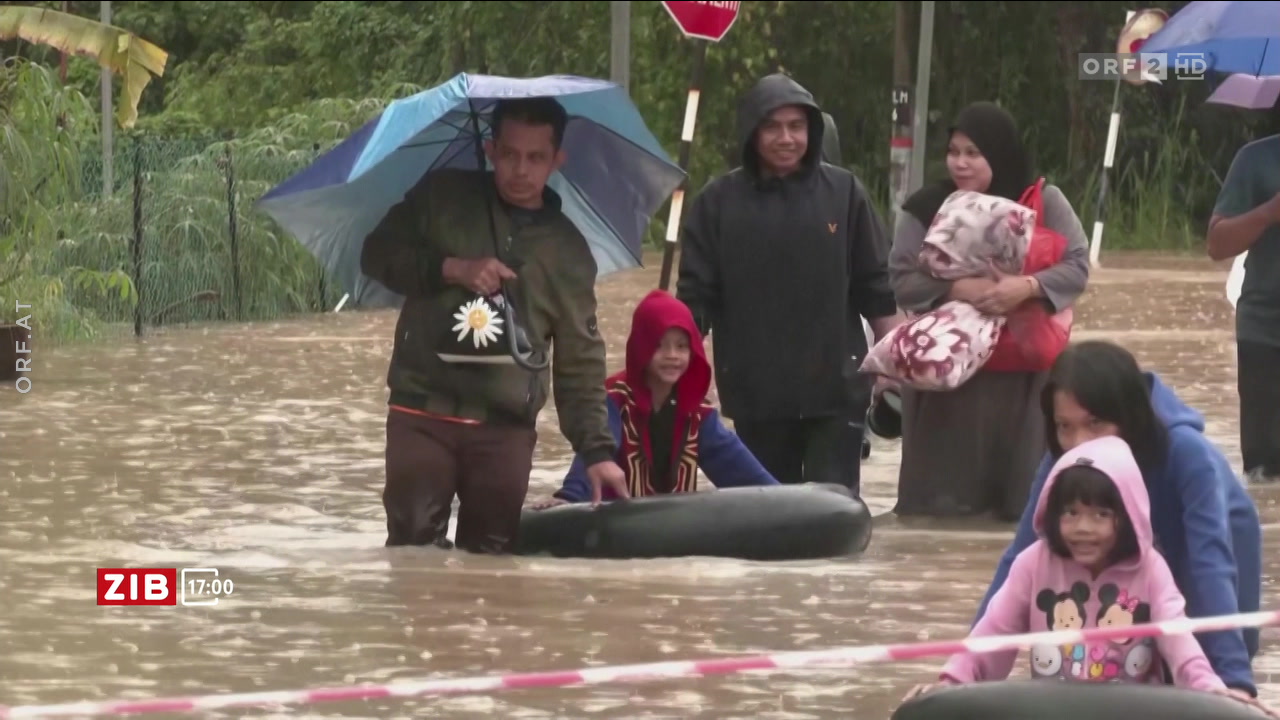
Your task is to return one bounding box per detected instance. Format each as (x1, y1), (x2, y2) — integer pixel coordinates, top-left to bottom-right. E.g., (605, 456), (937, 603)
(1041, 341), (1169, 473)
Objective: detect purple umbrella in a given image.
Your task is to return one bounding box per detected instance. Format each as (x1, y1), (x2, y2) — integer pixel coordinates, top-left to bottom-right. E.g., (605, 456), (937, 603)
(1207, 72), (1280, 109)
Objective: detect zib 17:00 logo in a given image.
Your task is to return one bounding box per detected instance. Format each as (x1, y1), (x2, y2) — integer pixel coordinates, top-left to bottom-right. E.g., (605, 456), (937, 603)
(96, 567), (236, 606)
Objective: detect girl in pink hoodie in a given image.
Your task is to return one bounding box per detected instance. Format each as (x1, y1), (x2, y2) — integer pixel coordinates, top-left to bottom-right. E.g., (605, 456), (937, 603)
(909, 435), (1230, 697)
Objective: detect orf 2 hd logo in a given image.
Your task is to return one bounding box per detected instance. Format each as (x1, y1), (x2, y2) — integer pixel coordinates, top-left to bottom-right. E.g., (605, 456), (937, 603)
(1077, 51), (1208, 82)
(97, 568), (235, 606)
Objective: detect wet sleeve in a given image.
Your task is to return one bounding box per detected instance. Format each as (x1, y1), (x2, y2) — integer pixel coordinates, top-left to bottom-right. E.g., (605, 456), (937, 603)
(889, 213), (952, 313)
(1168, 431), (1257, 696)
(940, 550), (1035, 684)
(675, 181), (721, 337)
(555, 398), (624, 503)
(847, 176), (900, 320)
(1033, 185), (1091, 313)
(548, 233), (617, 468)
(359, 177), (447, 297)
(1213, 146), (1259, 218)
(554, 454), (591, 503)
(696, 409), (780, 488)
(1146, 554), (1230, 692)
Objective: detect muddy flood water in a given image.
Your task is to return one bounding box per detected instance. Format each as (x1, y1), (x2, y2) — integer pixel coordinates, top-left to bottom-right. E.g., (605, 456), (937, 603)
(3, 249), (1279, 719)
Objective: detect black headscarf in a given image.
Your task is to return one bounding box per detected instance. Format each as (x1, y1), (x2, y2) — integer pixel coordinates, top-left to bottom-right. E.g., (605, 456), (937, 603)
(900, 101), (1034, 227)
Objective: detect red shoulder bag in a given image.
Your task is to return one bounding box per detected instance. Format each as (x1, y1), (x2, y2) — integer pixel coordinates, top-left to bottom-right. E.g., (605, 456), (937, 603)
(983, 178), (1074, 373)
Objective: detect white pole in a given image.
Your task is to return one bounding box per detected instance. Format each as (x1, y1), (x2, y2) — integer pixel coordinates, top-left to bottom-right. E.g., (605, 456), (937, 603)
(610, 1), (631, 93)
(100, 0), (113, 198)
(1089, 107), (1121, 267)
(908, 1), (935, 194)
(1089, 10), (1137, 269)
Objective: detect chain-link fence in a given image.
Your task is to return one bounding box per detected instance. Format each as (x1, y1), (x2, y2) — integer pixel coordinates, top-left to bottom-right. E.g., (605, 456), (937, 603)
(46, 134), (337, 337)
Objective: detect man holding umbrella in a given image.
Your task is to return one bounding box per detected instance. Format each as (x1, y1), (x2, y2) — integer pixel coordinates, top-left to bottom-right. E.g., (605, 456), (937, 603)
(360, 96), (629, 554)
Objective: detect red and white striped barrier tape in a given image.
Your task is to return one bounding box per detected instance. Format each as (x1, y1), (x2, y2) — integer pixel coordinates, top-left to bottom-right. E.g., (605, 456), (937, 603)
(3, 609), (1276, 718)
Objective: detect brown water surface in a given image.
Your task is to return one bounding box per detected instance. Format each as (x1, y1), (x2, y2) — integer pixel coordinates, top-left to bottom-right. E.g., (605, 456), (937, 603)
(3, 250), (1279, 719)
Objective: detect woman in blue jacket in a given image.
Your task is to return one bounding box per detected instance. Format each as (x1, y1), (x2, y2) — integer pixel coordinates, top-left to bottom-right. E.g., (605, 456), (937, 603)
(974, 340), (1263, 700)
(535, 290), (778, 507)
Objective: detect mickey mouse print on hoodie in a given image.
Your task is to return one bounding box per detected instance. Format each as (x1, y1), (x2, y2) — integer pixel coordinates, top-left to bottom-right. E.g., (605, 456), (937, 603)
(938, 436), (1227, 692)
(1032, 581), (1089, 679)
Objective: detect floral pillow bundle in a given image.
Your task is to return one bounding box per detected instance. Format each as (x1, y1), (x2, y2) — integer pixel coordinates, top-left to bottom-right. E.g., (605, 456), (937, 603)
(861, 191), (1037, 391)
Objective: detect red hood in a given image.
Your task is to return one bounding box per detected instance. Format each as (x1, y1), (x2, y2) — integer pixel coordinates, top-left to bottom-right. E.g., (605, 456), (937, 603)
(607, 290), (711, 418)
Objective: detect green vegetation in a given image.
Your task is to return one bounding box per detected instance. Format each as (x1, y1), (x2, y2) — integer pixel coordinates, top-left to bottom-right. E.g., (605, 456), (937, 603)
(4, 0), (1278, 343)
(0, 58), (136, 341)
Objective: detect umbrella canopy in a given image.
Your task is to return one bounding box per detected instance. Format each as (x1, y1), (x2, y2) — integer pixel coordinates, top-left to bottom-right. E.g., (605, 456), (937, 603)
(1141, 1), (1280, 76)
(1206, 72), (1280, 109)
(256, 73), (686, 308)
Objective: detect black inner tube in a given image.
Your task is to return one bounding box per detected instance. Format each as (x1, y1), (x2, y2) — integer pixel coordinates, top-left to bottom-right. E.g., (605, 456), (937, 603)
(515, 483), (872, 561)
(892, 680), (1269, 720)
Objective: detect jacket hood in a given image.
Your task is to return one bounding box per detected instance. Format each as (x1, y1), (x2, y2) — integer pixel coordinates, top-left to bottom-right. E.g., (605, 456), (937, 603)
(609, 290), (711, 418)
(1032, 435), (1154, 566)
(737, 73), (825, 179)
(820, 111), (841, 165)
(1146, 371), (1204, 433)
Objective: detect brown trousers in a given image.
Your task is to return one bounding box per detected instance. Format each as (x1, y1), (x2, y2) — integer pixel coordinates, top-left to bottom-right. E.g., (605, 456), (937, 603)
(382, 409), (537, 554)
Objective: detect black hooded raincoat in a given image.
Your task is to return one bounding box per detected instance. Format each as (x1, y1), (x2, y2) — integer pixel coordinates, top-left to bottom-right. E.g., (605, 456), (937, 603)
(676, 74), (898, 424)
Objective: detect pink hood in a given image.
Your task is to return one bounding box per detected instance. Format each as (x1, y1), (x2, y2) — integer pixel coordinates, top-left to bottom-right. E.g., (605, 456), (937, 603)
(1032, 435), (1154, 566)
(939, 435), (1227, 692)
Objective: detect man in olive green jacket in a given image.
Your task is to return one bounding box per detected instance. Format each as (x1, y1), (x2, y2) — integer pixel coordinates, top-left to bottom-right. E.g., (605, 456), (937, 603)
(360, 97), (629, 554)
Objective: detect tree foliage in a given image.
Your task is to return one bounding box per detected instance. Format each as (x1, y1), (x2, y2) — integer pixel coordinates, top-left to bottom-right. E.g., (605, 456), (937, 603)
(0, 57), (136, 336)
(3, 0), (1279, 340)
(98, 1), (1275, 221)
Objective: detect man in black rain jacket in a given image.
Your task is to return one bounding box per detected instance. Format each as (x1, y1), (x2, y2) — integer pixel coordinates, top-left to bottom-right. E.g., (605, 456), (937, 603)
(675, 73), (902, 497)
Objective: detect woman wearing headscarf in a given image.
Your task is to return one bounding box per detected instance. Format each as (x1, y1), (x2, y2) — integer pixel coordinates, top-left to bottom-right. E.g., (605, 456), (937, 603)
(889, 101), (1091, 521)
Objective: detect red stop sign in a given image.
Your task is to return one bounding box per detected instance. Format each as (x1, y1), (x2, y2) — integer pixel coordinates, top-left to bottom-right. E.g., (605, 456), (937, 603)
(661, 1), (741, 43)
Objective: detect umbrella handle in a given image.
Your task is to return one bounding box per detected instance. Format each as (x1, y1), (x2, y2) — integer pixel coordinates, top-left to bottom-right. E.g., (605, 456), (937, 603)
(499, 286), (551, 372)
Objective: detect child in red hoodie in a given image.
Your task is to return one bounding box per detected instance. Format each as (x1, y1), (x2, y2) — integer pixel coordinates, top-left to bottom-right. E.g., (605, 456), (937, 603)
(535, 290), (778, 506)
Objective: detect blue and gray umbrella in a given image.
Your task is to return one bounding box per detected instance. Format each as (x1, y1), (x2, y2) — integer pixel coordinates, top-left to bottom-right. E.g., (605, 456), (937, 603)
(256, 73), (686, 309)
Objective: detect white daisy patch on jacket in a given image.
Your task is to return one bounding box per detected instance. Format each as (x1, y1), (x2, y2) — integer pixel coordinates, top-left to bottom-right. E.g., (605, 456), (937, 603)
(452, 297), (505, 349)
